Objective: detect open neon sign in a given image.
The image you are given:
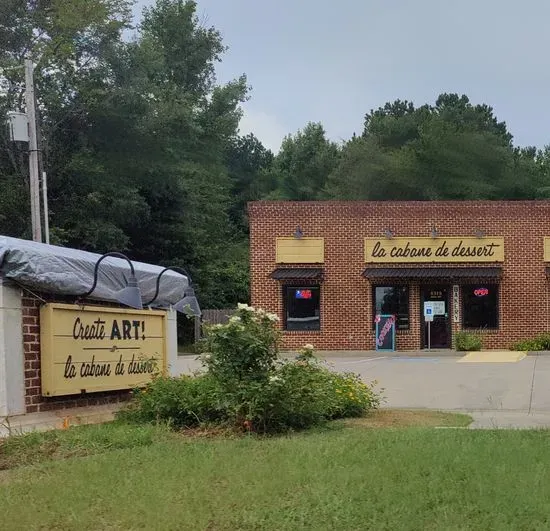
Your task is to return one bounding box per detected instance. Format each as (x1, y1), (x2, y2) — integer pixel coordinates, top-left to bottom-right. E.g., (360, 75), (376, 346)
(474, 288), (489, 297)
(295, 290), (312, 299)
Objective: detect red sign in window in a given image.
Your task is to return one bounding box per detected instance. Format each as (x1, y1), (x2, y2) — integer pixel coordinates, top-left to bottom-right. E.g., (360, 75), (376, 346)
(295, 290), (312, 299)
(474, 288), (489, 297)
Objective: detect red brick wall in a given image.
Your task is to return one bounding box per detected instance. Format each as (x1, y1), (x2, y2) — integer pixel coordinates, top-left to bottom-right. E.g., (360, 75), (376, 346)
(248, 200), (550, 351)
(22, 294), (131, 413)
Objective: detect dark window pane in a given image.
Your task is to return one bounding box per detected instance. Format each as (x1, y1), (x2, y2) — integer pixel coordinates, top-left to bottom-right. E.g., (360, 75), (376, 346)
(285, 286), (320, 331)
(463, 285), (498, 329)
(373, 286), (409, 330)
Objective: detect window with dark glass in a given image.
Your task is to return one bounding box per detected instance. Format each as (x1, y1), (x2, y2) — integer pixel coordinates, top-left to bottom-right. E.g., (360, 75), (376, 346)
(373, 286), (409, 330)
(284, 286), (320, 331)
(462, 285), (498, 329)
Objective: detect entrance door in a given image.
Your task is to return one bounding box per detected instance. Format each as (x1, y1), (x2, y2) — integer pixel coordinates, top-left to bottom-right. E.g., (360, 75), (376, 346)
(422, 286), (450, 349)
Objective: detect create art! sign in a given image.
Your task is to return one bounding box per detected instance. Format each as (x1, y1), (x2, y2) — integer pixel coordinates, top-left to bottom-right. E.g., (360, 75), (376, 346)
(40, 304), (166, 396)
(365, 237), (504, 263)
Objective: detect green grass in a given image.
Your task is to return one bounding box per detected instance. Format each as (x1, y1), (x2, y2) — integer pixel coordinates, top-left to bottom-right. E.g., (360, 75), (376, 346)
(0, 422), (170, 470)
(3, 415), (550, 529)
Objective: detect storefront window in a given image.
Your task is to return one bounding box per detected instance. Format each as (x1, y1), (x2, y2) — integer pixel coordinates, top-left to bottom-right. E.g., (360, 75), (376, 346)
(284, 286), (320, 331)
(462, 285), (498, 329)
(373, 286), (409, 330)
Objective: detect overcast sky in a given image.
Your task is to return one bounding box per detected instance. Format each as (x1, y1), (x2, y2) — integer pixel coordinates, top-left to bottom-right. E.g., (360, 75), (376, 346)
(133, 0), (550, 152)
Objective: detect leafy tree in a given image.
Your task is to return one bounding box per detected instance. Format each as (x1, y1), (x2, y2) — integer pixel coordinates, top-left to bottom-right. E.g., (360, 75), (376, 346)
(329, 93), (540, 201)
(267, 122), (340, 200)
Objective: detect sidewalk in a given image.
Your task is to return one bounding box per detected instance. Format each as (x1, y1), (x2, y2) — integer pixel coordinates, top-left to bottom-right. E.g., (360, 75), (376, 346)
(465, 410), (550, 430)
(0, 403), (122, 438)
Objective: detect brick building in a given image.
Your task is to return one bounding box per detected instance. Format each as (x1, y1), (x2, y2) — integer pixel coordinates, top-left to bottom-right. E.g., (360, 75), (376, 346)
(248, 201), (550, 351)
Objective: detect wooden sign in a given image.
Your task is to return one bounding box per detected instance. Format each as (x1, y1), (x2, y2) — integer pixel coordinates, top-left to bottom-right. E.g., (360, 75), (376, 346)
(365, 237), (504, 263)
(276, 237), (324, 263)
(40, 304), (166, 396)
(543, 237), (550, 261)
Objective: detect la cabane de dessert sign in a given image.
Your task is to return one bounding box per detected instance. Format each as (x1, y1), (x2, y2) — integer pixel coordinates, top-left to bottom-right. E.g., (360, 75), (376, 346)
(365, 237), (504, 263)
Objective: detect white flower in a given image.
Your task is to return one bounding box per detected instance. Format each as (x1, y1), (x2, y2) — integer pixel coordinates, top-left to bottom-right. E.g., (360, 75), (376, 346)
(266, 312), (280, 322)
(303, 344), (314, 350)
(237, 303), (255, 312)
(229, 315), (242, 323)
(269, 376), (282, 383)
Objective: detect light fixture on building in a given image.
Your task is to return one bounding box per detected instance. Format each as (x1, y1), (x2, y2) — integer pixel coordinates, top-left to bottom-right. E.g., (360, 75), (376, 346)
(430, 226), (439, 239)
(145, 266), (201, 317)
(384, 228), (394, 239)
(80, 252), (143, 309)
(293, 226), (304, 239)
(475, 229), (485, 239)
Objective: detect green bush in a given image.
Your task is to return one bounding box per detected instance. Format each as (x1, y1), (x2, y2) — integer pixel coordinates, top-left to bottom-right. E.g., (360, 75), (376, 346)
(455, 331), (483, 352)
(511, 333), (550, 351)
(119, 304), (381, 433)
(118, 374), (225, 428)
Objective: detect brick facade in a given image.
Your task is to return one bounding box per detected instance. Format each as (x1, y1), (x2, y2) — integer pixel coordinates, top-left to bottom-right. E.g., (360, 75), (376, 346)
(248, 201), (550, 351)
(22, 293), (131, 413)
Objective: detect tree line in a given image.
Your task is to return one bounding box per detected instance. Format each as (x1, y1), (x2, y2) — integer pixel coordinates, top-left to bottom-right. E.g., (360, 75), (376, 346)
(1, 0), (550, 311)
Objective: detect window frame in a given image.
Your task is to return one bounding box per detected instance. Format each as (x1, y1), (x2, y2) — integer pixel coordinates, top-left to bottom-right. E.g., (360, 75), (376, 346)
(283, 284), (321, 332)
(462, 283), (499, 330)
(372, 284), (410, 331)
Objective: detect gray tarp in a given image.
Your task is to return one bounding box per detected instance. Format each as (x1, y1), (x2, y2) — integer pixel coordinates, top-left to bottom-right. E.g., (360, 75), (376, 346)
(0, 235), (188, 308)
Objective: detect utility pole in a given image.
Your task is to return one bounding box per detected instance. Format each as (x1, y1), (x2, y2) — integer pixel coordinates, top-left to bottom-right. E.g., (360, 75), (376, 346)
(24, 59), (42, 243)
(42, 172), (50, 244)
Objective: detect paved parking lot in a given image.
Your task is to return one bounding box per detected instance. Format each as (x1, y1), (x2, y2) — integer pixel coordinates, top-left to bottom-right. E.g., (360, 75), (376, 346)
(173, 353), (550, 428)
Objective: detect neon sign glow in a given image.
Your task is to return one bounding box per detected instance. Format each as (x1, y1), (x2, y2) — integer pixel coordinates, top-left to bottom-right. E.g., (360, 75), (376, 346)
(473, 288), (489, 297)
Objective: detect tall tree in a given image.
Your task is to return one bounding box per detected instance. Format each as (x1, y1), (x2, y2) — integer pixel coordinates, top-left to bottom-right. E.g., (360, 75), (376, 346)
(0, 0), (133, 242)
(226, 133), (273, 231)
(267, 122), (340, 200)
(328, 93), (538, 201)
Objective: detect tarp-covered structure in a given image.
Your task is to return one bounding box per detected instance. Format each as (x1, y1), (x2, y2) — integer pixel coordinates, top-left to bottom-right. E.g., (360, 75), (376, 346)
(0, 235), (189, 308)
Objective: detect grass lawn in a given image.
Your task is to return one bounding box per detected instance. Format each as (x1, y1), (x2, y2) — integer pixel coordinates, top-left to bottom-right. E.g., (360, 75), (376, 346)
(2, 411), (550, 530)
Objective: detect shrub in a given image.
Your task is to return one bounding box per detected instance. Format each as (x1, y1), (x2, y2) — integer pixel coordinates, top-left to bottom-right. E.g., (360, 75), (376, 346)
(199, 304), (281, 386)
(118, 374), (225, 429)
(328, 371), (381, 419)
(223, 357), (381, 433)
(511, 333), (550, 351)
(455, 331), (483, 351)
(120, 304), (381, 433)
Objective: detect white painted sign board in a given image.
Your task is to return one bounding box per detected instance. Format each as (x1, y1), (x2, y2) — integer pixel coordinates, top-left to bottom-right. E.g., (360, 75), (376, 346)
(424, 302), (434, 322)
(452, 285), (460, 323)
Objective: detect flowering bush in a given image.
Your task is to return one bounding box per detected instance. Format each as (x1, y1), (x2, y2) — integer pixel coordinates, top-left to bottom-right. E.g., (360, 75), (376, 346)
(199, 304), (281, 385)
(119, 303), (381, 433)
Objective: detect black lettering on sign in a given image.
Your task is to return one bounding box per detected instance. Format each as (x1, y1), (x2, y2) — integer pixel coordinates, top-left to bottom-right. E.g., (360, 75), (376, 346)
(110, 320), (121, 340)
(450, 240), (501, 258)
(80, 355), (112, 378)
(371, 241), (387, 258)
(435, 241), (448, 257)
(64, 355), (77, 379)
(132, 320), (141, 340)
(115, 354), (125, 375)
(122, 320), (132, 340)
(127, 354), (156, 375)
(72, 317), (106, 340)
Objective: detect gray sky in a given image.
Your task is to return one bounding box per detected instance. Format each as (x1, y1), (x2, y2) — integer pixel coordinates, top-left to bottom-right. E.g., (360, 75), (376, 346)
(134, 0), (550, 152)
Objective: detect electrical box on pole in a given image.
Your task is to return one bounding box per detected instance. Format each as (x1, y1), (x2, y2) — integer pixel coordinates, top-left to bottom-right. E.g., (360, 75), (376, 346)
(7, 112), (29, 142)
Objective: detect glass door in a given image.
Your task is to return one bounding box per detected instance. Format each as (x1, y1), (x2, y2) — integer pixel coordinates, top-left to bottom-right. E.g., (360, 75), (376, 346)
(422, 286), (450, 349)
